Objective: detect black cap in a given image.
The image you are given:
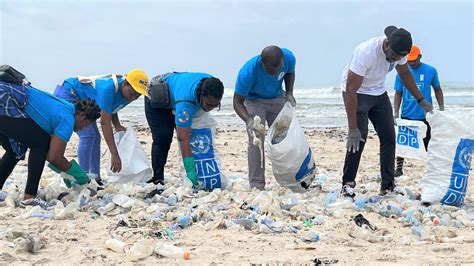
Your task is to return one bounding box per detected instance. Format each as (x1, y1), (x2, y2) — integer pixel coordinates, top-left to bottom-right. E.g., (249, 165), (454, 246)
(384, 26), (412, 56)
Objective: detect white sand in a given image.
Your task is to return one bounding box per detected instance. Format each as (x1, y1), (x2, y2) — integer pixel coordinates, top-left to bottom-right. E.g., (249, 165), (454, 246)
(1, 124), (473, 264)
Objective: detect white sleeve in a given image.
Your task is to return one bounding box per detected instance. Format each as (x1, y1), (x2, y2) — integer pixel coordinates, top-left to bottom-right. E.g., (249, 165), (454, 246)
(348, 48), (370, 76)
(397, 56), (408, 65)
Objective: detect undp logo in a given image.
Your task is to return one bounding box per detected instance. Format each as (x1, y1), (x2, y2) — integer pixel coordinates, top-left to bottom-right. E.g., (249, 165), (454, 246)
(397, 126), (419, 148)
(190, 133), (211, 155)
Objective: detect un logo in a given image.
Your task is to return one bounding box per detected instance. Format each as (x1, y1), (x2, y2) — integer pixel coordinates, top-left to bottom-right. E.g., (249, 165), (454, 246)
(190, 133), (211, 155)
(458, 145), (473, 170)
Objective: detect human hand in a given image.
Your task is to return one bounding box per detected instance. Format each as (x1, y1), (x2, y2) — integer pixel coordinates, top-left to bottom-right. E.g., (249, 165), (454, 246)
(418, 98), (433, 113)
(347, 128), (365, 153)
(286, 93), (296, 107)
(115, 125), (126, 132)
(393, 112), (399, 126)
(110, 153), (122, 173)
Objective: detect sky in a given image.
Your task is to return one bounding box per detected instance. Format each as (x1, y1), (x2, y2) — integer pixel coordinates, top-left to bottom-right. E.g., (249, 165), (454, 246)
(0, 0), (473, 90)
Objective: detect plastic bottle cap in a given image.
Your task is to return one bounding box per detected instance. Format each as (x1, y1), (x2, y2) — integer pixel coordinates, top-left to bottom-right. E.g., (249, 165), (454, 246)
(183, 250), (191, 260)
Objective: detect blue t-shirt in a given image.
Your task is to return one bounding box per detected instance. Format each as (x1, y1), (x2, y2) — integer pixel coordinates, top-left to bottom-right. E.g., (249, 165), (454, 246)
(394, 63), (440, 120)
(24, 88), (75, 143)
(164, 72), (211, 128)
(235, 48), (296, 100)
(63, 76), (129, 114)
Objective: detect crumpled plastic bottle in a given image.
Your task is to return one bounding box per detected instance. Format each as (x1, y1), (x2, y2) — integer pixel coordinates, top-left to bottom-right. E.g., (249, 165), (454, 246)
(154, 242), (191, 260)
(105, 238), (129, 253)
(325, 191), (338, 207)
(126, 238), (155, 261)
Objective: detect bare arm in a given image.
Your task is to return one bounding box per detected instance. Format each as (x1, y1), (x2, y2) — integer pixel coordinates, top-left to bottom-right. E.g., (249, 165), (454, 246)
(345, 70), (364, 129)
(284, 72), (295, 95)
(434, 86), (444, 110)
(111, 113), (122, 129)
(233, 93), (250, 122)
(47, 135), (71, 171)
(176, 127), (192, 158)
(395, 64), (423, 100)
(394, 91), (402, 114)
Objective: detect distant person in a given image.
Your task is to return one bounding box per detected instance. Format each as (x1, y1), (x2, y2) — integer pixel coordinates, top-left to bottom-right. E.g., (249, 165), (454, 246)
(145, 72), (224, 186)
(393, 45), (445, 177)
(54, 69), (149, 185)
(233, 45), (296, 189)
(0, 82), (101, 209)
(340, 26), (433, 198)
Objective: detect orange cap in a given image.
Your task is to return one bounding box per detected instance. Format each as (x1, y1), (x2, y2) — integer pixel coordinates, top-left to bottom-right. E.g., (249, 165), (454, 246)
(407, 45), (421, 61)
(183, 250), (191, 260)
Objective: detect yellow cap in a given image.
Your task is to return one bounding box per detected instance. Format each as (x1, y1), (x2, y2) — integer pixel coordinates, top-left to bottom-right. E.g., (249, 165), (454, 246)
(125, 69), (149, 97)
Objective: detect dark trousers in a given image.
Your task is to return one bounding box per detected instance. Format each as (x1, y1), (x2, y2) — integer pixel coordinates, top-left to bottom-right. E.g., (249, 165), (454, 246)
(396, 117), (432, 168)
(342, 92), (396, 190)
(0, 116), (50, 196)
(144, 97), (175, 182)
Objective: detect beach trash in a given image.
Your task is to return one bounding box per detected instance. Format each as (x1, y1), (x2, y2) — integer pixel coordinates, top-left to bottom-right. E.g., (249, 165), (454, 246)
(105, 238), (129, 253)
(154, 242), (191, 260)
(126, 238), (155, 261)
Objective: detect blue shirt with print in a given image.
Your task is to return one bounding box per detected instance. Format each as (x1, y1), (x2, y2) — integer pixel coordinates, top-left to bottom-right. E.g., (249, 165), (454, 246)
(63, 76), (129, 114)
(394, 63), (440, 120)
(235, 48), (296, 100)
(164, 72), (211, 128)
(24, 88), (75, 143)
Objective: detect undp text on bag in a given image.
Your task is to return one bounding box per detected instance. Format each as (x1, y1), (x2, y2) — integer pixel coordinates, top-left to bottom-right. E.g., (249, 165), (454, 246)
(182, 111), (225, 190)
(421, 111), (474, 206)
(395, 119), (428, 160)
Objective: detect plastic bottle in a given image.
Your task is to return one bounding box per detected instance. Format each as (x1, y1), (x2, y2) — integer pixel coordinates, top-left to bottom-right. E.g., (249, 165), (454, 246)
(14, 237), (45, 254)
(167, 194), (178, 206)
(77, 188), (91, 208)
(232, 218), (256, 230)
(367, 195), (382, 204)
(0, 191), (8, 202)
(440, 213), (452, 226)
(105, 238), (129, 253)
(126, 239), (155, 261)
(354, 198), (367, 209)
(325, 191), (338, 207)
(328, 199), (354, 209)
(97, 202), (116, 215)
(178, 215), (191, 228)
(154, 242), (191, 260)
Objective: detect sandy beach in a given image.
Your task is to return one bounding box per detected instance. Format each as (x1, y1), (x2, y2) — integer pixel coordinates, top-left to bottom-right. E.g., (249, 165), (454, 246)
(1, 122), (473, 265)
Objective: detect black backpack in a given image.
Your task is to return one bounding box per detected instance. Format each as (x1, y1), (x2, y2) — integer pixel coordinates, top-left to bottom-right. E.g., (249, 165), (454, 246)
(0, 65), (28, 85)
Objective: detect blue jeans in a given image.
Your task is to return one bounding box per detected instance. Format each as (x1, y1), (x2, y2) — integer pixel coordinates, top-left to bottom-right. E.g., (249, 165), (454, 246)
(53, 85), (101, 179)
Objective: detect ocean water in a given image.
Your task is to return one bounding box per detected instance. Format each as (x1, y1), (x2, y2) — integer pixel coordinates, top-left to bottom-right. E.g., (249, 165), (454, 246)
(118, 83), (474, 128)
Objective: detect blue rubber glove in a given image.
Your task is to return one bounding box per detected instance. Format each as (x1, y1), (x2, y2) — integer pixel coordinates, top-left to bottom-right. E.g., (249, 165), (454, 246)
(183, 156), (199, 185)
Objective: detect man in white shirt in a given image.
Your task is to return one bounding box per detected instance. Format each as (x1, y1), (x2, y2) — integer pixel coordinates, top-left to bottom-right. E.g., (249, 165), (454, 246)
(340, 26), (433, 198)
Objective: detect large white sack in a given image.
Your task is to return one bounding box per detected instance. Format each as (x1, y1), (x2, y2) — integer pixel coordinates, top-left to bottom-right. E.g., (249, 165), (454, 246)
(107, 127), (152, 184)
(421, 111), (474, 206)
(180, 111), (226, 190)
(395, 119), (428, 160)
(266, 102), (316, 192)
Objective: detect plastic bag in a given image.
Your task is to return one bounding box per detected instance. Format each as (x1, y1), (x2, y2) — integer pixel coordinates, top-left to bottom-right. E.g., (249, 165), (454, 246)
(107, 127), (152, 184)
(421, 111), (474, 206)
(181, 111), (226, 190)
(395, 119), (428, 160)
(266, 102), (316, 192)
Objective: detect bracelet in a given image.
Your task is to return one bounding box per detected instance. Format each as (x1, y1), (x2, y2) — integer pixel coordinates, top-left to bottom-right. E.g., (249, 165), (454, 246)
(417, 97), (425, 103)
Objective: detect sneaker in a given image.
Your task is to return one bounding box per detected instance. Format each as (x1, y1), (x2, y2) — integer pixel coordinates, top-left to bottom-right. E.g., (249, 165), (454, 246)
(341, 184), (356, 198)
(379, 186), (405, 196)
(146, 178), (164, 186)
(20, 197), (54, 210)
(394, 168), (404, 177)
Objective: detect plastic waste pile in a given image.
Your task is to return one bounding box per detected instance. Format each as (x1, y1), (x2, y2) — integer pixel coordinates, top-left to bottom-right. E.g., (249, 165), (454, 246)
(1, 165), (474, 261)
